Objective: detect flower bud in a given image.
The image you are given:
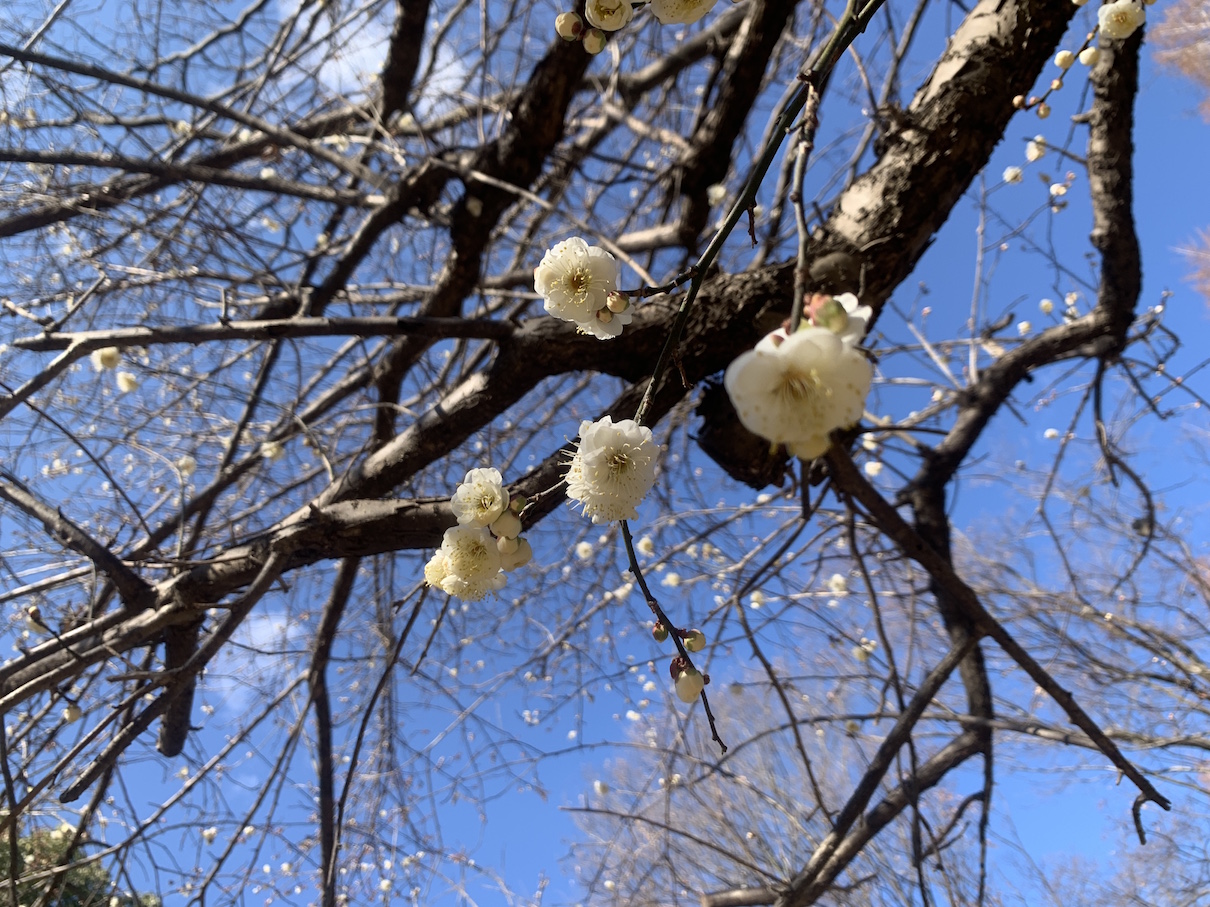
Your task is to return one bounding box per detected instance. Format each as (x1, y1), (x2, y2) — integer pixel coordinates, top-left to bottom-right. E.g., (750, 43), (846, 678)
(1050, 78), (1063, 91)
(1036, 103), (1051, 119)
(491, 511), (522, 540)
(683, 628), (706, 653)
(606, 292), (630, 314)
(63, 703), (83, 723)
(509, 494), (527, 513)
(500, 537), (533, 571)
(497, 535), (520, 555)
(595, 307), (613, 324)
(1078, 47), (1100, 66)
(1012, 95), (1027, 109)
(652, 622), (669, 643)
(1054, 50), (1076, 69)
(809, 297), (850, 335)
(674, 667), (705, 703)
(582, 27), (606, 54)
(555, 11), (584, 39)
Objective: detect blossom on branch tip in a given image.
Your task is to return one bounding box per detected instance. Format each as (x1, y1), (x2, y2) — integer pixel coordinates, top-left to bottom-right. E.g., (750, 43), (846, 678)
(564, 416), (659, 523)
(1098, 0), (1145, 39)
(451, 467), (507, 527)
(585, 0), (634, 31)
(649, 0), (719, 25)
(534, 237), (619, 324)
(725, 326), (872, 461)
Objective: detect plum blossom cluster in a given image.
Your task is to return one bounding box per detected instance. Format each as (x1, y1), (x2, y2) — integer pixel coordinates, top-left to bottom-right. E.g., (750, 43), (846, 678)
(424, 468), (533, 601)
(724, 293), (874, 461)
(534, 237), (633, 339)
(564, 416), (659, 523)
(555, 0), (720, 54)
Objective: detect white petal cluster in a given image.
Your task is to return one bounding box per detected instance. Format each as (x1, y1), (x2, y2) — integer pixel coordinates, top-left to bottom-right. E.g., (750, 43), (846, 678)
(649, 0), (719, 25)
(534, 238), (620, 326)
(426, 526), (505, 602)
(565, 416), (659, 523)
(426, 468), (533, 601)
(1097, 0), (1145, 39)
(724, 302), (873, 460)
(451, 467), (507, 527)
(585, 0), (634, 30)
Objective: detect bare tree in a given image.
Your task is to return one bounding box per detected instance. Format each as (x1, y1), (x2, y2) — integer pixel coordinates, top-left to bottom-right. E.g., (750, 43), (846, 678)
(0, 0), (1200, 905)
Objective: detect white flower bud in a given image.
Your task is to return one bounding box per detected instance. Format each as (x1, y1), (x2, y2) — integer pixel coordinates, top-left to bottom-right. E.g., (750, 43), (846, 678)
(582, 27), (606, 54)
(490, 511), (522, 539)
(684, 629), (706, 653)
(555, 10), (584, 39)
(674, 668), (705, 703)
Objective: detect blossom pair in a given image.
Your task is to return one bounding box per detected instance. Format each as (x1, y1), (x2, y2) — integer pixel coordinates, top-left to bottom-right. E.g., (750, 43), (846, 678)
(534, 238), (632, 339)
(425, 468), (533, 601)
(724, 293), (873, 460)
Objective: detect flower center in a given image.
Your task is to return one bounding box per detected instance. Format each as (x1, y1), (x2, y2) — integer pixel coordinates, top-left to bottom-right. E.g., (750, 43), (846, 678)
(607, 449), (633, 478)
(778, 367), (829, 404)
(561, 267), (591, 300)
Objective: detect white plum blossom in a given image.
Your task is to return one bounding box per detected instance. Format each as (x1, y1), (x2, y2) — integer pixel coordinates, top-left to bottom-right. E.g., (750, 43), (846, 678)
(565, 416), (659, 523)
(1025, 136), (1046, 162)
(725, 326), (872, 461)
(176, 455), (197, 478)
(1079, 47), (1100, 66)
(649, 0), (719, 25)
(706, 183), (727, 206)
(427, 526), (504, 601)
(1003, 166), (1023, 184)
(90, 347), (121, 370)
(534, 238), (619, 324)
(261, 440), (285, 461)
(116, 372), (139, 393)
(451, 467), (507, 527)
(584, 0), (634, 31)
(1098, 0), (1145, 39)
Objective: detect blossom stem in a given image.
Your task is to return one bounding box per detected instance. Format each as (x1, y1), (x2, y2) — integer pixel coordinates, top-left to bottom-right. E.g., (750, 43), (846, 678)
(620, 519), (727, 754)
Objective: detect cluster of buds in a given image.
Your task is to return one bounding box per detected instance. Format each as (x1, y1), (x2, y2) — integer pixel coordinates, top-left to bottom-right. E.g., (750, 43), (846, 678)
(555, 11), (607, 54)
(652, 622), (709, 702)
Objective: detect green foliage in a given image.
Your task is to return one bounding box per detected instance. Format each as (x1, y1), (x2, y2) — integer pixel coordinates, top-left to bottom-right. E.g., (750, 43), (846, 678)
(0, 828), (159, 907)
